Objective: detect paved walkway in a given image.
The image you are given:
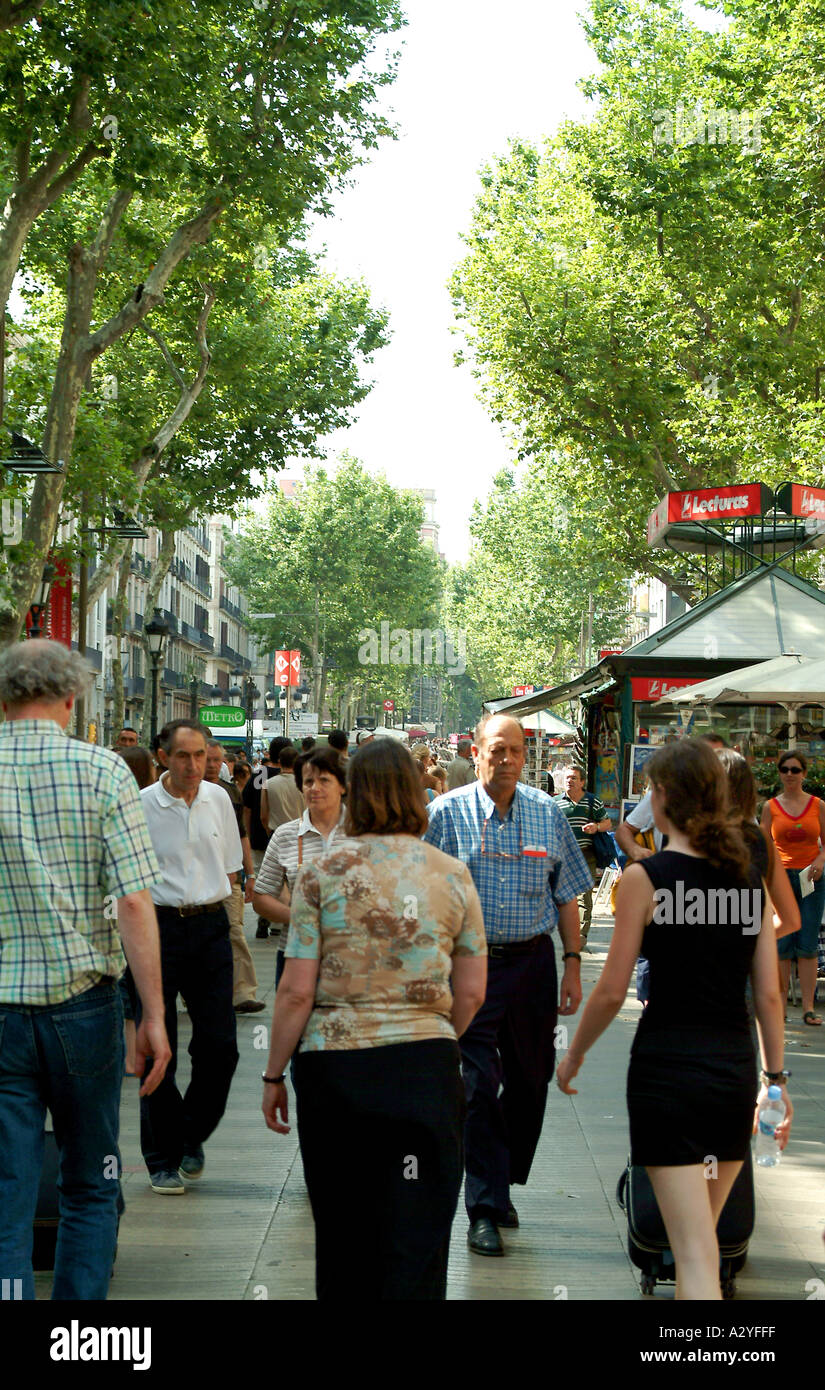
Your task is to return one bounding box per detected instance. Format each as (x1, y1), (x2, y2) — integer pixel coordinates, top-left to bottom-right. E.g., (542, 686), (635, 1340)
(36, 907), (825, 1301)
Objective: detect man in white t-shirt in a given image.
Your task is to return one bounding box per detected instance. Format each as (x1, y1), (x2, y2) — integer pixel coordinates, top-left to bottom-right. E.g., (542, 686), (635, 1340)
(139, 719), (243, 1195)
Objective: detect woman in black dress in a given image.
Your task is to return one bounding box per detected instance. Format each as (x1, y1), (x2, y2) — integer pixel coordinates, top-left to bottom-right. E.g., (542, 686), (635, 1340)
(556, 738), (791, 1300)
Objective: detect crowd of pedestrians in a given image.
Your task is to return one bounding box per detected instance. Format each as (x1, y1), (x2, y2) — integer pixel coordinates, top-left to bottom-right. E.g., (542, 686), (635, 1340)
(0, 640), (811, 1302)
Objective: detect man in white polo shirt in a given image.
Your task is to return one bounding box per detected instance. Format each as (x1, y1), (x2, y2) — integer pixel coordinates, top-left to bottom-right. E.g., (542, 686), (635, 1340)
(139, 718), (244, 1194)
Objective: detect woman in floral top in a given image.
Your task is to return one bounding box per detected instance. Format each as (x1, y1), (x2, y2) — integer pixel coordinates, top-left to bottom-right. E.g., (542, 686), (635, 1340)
(261, 738), (487, 1301)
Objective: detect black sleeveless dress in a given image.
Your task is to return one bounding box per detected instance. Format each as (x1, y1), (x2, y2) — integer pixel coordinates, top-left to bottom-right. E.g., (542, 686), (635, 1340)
(627, 850), (761, 1166)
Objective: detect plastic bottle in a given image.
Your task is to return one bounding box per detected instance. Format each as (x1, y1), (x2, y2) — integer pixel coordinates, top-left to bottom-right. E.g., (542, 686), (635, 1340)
(755, 1085), (786, 1167)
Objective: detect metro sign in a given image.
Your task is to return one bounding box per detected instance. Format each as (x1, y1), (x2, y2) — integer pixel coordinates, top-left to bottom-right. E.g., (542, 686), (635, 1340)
(383, 699), (395, 711)
(630, 676), (703, 701)
(646, 484), (773, 547)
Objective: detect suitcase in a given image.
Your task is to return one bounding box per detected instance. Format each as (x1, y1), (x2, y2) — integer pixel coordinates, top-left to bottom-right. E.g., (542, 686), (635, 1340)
(33, 1129), (60, 1270)
(616, 1156), (754, 1299)
(33, 1129), (122, 1273)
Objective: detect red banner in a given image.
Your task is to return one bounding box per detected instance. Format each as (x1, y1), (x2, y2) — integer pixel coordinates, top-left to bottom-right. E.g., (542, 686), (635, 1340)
(599, 648), (623, 659)
(647, 484), (771, 546)
(631, 676), (703, 702)
(48, 557), (72, 648)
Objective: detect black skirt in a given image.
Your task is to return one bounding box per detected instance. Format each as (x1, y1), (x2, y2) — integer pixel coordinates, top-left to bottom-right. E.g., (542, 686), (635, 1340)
(627, 1038), (757, 1166)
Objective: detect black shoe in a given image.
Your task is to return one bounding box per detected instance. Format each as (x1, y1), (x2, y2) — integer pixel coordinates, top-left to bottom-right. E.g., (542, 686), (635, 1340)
(498, 1202), (519, 1229)
(255, 921), (269, 939)
(467, 1216), (504, 1256)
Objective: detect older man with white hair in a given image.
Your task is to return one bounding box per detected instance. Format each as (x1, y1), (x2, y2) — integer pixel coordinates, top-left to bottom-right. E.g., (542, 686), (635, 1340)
(425, 713), (592, 1257)
(0, 639), (170, 1300)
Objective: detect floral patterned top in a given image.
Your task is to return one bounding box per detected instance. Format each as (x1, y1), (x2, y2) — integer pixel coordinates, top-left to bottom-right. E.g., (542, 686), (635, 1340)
(285, 833), (487, 1051)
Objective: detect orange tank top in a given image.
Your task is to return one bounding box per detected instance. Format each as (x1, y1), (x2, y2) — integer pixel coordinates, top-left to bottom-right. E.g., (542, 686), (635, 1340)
(769, 795), (822, 869)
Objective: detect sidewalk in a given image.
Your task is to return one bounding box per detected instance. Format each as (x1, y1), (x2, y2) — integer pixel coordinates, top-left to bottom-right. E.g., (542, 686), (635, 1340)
(37, 906), (825, 1301)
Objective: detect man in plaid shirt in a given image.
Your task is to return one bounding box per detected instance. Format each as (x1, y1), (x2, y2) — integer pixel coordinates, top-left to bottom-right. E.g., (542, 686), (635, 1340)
(425, 713), (591, 1258)
(0, 640), (170, 1300)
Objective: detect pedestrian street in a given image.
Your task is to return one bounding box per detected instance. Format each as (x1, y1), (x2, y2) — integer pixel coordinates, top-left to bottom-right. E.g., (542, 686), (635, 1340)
(35, 905), (824, 1303)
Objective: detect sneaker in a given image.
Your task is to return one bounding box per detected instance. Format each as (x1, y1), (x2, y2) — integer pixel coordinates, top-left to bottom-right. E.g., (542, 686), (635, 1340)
(150, 1169), (185, 1194)
(234, 999), (266, 1013)
(179, 1146), (205, 1181)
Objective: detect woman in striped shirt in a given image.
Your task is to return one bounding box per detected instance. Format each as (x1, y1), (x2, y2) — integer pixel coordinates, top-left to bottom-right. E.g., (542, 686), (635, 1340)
(252, 746), (347, 979)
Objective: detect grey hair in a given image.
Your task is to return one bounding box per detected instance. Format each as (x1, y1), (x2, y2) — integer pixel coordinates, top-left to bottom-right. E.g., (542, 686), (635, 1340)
(0, 639), (94, 705)
(206, 738), (224, 752)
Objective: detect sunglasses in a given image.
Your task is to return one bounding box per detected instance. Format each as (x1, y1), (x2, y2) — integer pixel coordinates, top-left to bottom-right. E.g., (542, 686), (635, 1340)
(780, 766), (804, 774)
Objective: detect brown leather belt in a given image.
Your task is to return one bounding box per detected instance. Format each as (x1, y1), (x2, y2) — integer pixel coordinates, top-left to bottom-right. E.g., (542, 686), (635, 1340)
(158, 901), (225, 918)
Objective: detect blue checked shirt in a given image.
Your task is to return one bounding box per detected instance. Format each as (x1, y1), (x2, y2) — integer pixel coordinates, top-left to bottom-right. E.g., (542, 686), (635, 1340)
(424, 780), (593, 943)
(0, 719), (161, 1005)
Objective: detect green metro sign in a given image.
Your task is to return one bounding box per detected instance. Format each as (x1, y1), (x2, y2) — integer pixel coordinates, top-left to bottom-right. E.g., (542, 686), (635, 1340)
(199, 705), (247, 729)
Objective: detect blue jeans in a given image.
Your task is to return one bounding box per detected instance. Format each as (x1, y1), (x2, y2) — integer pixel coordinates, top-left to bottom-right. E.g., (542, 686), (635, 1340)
(0, 979), (124, 1300)
(778, 869), (825, 960)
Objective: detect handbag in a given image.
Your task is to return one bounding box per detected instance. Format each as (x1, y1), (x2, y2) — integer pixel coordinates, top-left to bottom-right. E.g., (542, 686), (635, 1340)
(585, 793), (618, 870)
(610, 828), (657, 913)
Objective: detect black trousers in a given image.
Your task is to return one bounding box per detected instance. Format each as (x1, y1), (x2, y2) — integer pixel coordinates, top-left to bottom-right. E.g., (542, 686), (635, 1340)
(460, 934), (558, 1217)
(295, 1039), (465, 1301)
(138, 906), (239, 1173)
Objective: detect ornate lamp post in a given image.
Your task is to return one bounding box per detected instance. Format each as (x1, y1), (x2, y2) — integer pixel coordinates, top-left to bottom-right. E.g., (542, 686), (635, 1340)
(144, 609), (169, 742)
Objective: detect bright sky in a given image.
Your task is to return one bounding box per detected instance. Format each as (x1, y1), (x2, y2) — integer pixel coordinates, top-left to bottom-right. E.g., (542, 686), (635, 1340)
(306, 0), (595, 563)
(304, 0), (727, 564)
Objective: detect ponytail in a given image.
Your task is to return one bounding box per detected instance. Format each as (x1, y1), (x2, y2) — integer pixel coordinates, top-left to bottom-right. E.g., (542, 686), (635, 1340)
(683, 811), (750, 879)
(646, 738), (751, 882)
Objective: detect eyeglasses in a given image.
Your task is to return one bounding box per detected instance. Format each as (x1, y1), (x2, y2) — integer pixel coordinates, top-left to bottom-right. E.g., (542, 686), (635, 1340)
(477, 811), (522, 856)
(780, 766), (804, 774)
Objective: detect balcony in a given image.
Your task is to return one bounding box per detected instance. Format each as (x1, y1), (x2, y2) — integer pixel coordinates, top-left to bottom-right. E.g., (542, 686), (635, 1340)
(219, 642), (251, 670)
(130, 553), (152, 579)
(186, 524), (211, 553)
(219, 595), (244, 622)
(161, 669), (186, 689)
(161, 610), (179, 636)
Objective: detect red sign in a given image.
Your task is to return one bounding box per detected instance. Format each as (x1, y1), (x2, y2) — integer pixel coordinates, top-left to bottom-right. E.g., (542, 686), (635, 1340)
(647, 484), (772, 546)
(383, 699), (395, 711)
(776, 482), (825, 521)
(631, 676), (703, 702)
(275, 649), (301, 687)
(48, 557), (72, 648)
(599, 648), (623, 659)
(512, 685), (537, 696)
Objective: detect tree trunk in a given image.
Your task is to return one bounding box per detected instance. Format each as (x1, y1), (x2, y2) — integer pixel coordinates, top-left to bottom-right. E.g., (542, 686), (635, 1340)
(110, 547), (131, 739)
(0, 195), (221, 645)
(138, 528), (176, 744)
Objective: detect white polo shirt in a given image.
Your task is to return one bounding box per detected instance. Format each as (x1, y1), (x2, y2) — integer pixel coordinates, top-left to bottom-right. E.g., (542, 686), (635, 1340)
(141, 774), (244, 908)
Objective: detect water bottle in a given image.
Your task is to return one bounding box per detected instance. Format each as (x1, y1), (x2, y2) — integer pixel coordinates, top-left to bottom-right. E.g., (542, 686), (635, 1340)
(755, 1085), (786, 1167)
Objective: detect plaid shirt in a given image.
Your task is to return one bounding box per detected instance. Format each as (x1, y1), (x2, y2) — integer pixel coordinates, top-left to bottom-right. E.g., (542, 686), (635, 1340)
(0, 719), (160, 1005)
(424, 780), (592, 943)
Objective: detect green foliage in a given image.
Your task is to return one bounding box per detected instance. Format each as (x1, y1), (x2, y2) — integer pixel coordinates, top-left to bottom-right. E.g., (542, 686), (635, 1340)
(445, 466), (632, 695)
(223, 456), (445, 710)
(452, 0), (825, 598)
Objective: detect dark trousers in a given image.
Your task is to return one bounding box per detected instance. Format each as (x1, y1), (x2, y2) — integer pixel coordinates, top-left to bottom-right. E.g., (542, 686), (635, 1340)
(296, 1039), (465, 1300)
(138, 907), (239, 1173)
(460, 934), (558, 1218)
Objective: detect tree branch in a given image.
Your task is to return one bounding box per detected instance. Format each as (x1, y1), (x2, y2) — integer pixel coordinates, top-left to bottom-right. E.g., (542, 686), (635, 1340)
(85, 200), (223, 359)
(0, 0), (46, 30)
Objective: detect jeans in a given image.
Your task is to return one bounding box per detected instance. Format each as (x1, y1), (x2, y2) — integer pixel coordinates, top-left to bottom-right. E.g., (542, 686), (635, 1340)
(138, 907), (238, 1173)
(0, 979), (124, 1300)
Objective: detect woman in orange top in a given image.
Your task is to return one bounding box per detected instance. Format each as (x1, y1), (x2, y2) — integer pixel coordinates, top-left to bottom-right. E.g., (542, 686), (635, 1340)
(760, 750), (825, 1025)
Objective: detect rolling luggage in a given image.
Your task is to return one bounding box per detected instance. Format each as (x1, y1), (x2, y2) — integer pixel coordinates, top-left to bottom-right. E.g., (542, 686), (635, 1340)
(33, 1129), (122, 1273)
(33, 1129), (60, 1270)
(616, 1156), (754, 1299)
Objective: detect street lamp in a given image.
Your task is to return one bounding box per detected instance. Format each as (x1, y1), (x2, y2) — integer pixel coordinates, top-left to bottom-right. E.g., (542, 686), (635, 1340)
(144, 608), (169, 742)
(27, 562), (56, 638)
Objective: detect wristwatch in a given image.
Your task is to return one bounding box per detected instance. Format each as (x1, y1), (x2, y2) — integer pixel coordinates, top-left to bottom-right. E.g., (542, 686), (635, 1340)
(262, 1072), (286, 1084)
(760, 1069), (790, 1085)
(563, 951), (582, 962)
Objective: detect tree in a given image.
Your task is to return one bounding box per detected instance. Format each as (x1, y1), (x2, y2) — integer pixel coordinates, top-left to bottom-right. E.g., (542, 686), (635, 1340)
(451, 0), (825, 601)
(445, 467), (632, 697)
(0, 0), (404, 642)
(223, 457), (444, 721)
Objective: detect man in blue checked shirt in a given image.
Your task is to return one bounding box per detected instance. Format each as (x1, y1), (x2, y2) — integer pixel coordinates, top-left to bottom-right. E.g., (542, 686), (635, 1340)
(425, 713), (591, 1258)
